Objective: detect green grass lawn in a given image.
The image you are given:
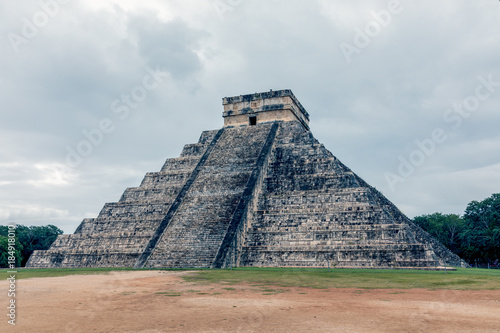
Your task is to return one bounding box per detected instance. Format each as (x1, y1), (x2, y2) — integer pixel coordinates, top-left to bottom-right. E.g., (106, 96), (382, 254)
(0, 267), (137, 280)
(181, 267), (500, 290)
(2, 267), (499, 290)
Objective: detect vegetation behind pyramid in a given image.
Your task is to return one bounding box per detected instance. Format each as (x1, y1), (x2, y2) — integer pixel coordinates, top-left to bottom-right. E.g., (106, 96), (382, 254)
(28, 90), (466, 269)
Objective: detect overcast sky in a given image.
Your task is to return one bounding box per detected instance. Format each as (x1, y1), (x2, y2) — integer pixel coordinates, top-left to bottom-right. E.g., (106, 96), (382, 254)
(1, 0), (499, 233)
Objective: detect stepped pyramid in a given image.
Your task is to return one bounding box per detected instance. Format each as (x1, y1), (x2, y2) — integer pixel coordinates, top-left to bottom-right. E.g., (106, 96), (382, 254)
(28, 90), (466, 269)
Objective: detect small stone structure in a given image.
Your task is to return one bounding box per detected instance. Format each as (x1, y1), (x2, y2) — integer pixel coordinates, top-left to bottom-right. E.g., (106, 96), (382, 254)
(28, 90), (467, 269)
(222, 90), (310, 130)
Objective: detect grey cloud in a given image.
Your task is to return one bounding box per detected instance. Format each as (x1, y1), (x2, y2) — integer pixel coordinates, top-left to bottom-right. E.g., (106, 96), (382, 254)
(128, 15), (208, 80)
(0, 0), (499, 233)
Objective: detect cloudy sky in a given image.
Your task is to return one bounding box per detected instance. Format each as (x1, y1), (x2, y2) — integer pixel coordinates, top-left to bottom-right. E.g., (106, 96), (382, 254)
(1, 0), (499, 233)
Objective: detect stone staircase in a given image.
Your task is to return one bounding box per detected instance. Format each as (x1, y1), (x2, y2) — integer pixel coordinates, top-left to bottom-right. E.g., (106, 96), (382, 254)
(145, 123), (277, 268)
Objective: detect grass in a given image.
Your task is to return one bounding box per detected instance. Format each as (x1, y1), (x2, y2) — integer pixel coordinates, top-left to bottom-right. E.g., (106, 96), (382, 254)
(181, 267), (500, 290)
(0, 267), (189, 280)
(259, 287), (285, 295)
(0, 267), (137, 279)
(155, 291), (182, 296)
(2, 266), (500, 290)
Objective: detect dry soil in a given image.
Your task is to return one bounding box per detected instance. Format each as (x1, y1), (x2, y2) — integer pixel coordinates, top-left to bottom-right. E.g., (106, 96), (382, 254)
(1, 270), (499, 332)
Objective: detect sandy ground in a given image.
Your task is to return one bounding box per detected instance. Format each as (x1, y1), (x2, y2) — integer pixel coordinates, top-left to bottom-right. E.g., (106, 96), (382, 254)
(1, 270), (499, 333)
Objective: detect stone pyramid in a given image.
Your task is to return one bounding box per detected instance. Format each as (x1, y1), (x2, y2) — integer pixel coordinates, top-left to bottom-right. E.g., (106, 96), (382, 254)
(28, 90), (466, 269)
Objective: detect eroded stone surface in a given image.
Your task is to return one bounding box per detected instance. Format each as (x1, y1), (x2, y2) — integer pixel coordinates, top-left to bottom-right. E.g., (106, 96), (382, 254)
(27, 91), (466, 269)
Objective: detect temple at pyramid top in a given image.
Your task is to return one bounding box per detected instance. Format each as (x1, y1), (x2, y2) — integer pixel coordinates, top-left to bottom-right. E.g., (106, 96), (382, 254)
(222, 89), (310, 129)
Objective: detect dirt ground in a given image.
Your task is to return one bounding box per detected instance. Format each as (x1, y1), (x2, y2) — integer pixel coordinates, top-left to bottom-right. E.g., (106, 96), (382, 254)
(1, 271), (499, 333)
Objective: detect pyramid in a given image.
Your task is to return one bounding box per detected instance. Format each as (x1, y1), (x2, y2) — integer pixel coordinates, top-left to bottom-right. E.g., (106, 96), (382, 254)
(28, 90), (466, 269)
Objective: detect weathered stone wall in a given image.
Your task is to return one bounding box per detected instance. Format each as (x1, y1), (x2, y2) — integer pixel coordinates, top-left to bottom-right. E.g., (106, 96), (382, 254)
(223, 109), (298, 128)
(239, 121), (465, 268)
(26, 130), (218, 268)
(223, 90), (310, 129)
(28, 115), (467, 269)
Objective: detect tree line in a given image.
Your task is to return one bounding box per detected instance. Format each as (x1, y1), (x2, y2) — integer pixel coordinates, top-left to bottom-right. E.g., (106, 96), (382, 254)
(413, 193), (500, 267)
(0, 224), (63, 268)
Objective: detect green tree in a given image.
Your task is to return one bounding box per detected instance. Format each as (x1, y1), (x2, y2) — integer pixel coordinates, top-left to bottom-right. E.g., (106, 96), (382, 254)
(0, 235), (23, 268)
(0, 224), (63, 266)
(413, 213), (465, 256)
(414, 193), (500, 266)
(462, 193), (500, 263)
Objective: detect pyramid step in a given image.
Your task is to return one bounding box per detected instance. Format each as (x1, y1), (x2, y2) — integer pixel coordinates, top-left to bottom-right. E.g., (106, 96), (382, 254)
(27, 91), (467, 269)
